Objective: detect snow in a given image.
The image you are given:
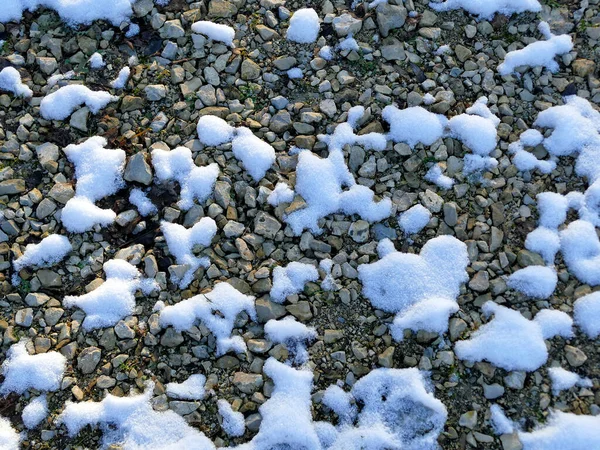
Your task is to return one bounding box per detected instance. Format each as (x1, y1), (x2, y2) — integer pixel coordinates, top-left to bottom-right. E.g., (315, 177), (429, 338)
(22, 395), (48, 429)
(40, 85), (118, 120)
(391, 297), (460, 341)
(111, 66), (130, 89)
(398, 204), (432, 234)
(322, 385), (355, 423)
(498, 22), (572, 75)
(510, 130), (557, 174)
(232, 128), (277, 182)
(129, 188), (157, 216)
(191, 21), (235, 47)
(151, 146), (219, 211)
(267, 182), (295, 206)
(217, 399), (245, 437)
(0, 0), (136, 26)
(490, 404), (514, 435)
(63, 259), (158, 330)
(166, 374), (206, 400)
(47, 70), (75, 88)
(61, 136), (125, 232)
(560, 220), (600, 285)
(0, 417), (20, 450)
(196, 116), (275, 182)
(13, 234), (72, 272)
(286, 8), (320, 44)
(160, 218), (217, 288)
(0, 66), (32, 97)
(89, 52), (105, 69)
(1, 340), (66, 394)
(320, 258), (336, 291)
(507, 266), (557, 299)
(429, 0), (542, 19)
(425, 165), (455, 189)
(519, 411), (600, 449)
(573, 292), (600, 338)
(264, 316), (317, 363)
(159, 282), (256, 355)
(548, 367), (591, 395)
(285, 107), (391, 234)
(342, 368), (447, 449)
(359, 236), (469, 340)
(383, 105), (446, 147)
(455, 302), (571, 372)
(59, 383), (215, 450)
(270, 262), (319, 303)
(525, 226), (560, 264)
(196, 115), (235, 146)
(241, 357), (321, 449)
(537, 191), (569, 229)
(61, 197), (117, 233)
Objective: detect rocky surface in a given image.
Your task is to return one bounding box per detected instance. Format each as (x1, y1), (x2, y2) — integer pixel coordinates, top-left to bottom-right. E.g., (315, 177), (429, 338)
(0, 0), (599, 449)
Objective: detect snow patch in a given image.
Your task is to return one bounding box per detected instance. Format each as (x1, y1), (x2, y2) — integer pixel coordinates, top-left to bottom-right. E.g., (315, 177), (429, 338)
(40, 85), (118, 120)
(358, 236), (469, 341)
(498, 22), (573, 75)
(265, 316), (316, 363)
(573, 291), (600, 338)
(151, 146), (219, 211)
(191, 21), (235, 47)
(507, 266), (557, 299)
(160, 218), (217, 288)
(159, 282), (256, 355)
(217, 399), (245, 437)
(429, 0), (541, 20)
(0, 66), (32, 98)
(166, 374), (206, 400)
(1, 340), (66, 394)
(270, 262), (319, 303)
(398, 204), (431, 234)
(63, 259), (158, 330)
(13, 234), (71, 272)
(22, 395), (48, 429)
(548, 367), (591, 395)
(287, 8), (320, 44)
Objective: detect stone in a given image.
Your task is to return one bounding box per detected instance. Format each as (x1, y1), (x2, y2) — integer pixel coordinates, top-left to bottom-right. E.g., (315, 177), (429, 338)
(378, 346), (394, 367)
(161, 328), (184, 347)
(161, 20), (185, 38)
(271, 96), (289, 110)
(332, 13), (362, 37)
(270, 110), (292, 132)
(286, 301), (313, 321)
(376, 3), (407, 37)
(459, 410), (477, 429)
(121, 95), (144, 112)
(443, 202), (458, 227)
(169, 401), (199, 415)
(500, 433), (523, 450)
(0, 179), (25, 195)
(255, 297), (286, 322)
(25, 292), (50, 307)
(241, 59), (261, 80)
(483, 383), (505, 399)
(455, 44), (472, 63)
(348, 220), (369, 243)
(15, 308), (33, 327)
(565, 345), (587, 367)
(145, 85), (167, 101)
(254, 212), (281, 239)
(469, 271), (489, 292)
(233, 372), (263, 393)
(70, 107), (89, 132)
(124, 152), (153, 185)
(273, 56), (297, 71)
(223, 221), (245, 238)
(48, 183), (75, 204)
(517, 250), (544, 267)
(77, 346), (101, 374)
(572, 59), (596, 77)
(37, 57), (58, 75)
(209, 0), (237, 18)
(115, 244), (145, 265)
(36, 198), (57, 219)
(36, 143), (59, 170)
(419, 189), (443, 213)
(37, 269), (62, 287)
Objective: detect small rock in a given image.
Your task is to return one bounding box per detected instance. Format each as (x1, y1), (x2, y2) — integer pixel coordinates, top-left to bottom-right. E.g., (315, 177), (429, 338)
(77, 346), (102, 374)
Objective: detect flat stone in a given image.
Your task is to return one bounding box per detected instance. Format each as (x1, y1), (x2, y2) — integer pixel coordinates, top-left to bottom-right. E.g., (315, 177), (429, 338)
(77, 346), (101, 374)
(333, 13), (362, 37)
(376, 3), (407, 37)
(348, 220), (369, 243)
(459, 410), (477, 429)
(124, 152), (153, 185)
(254, 212), (281, 239)
(25, 292), (50, 307)
(0, 179), (25, 195)
(269, 110), (292, 133)
(145, 84), (167, 101)
(233, 372), (263, 394)
(565, 345), (587, 367)
(241, 59), (261, 80)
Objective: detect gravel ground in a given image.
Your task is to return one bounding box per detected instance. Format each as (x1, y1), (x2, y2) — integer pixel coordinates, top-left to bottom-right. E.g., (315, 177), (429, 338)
(1, 0), (600, 448)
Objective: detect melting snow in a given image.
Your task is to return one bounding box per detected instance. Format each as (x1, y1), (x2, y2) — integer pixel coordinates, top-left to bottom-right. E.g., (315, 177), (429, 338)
(22, 395), (48, 429)
(498, 22), (573, 76)
(429, 0), (541, 20)
(129, 188), (157, 216)
(286, 8), (320, 44)
(548, 367), (591, 395)
(0, 66), (32, 97)
(152, 146), (219, 211)
(0, 417), (20, 450)
(165, 374), (206, 400)
(455, 302), (572, 371)
(160, 218), (217, 288)
(159, 282), (256, 355)
(518, 411), (600, 449)
(63, 259), (158, 330)
(398, 204), (432, 235)
(12, 234), (71, 272)
(1, 340), (66, 394)
(40, 85), (118, 120)
(191, 21), (235, 47)
(218, 399), (245, 437)
(265, 316), (316, 363)
(270, 262), (319, 303)
(358, 236), (469, 341)
(59, 383), (215, 450)
(111, 66), (131, 89)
